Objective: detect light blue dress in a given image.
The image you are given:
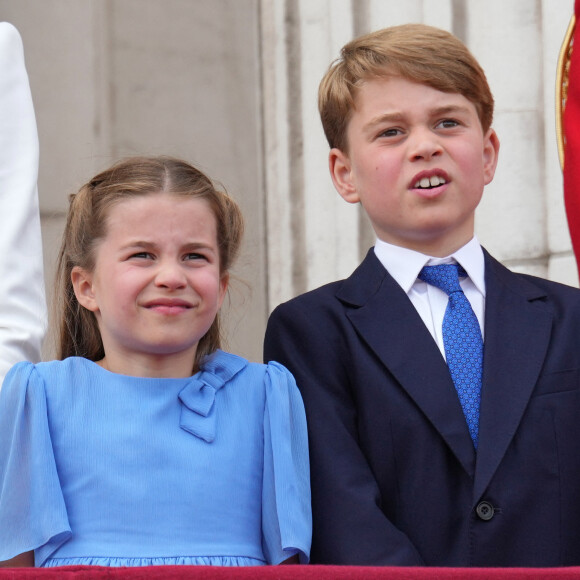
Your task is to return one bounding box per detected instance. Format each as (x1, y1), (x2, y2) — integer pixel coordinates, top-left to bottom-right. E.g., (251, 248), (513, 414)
(0, 351), (311, 567)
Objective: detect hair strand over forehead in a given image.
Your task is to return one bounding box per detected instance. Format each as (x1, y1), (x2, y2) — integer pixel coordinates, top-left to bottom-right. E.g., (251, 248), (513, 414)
(318, 23), (494, 152)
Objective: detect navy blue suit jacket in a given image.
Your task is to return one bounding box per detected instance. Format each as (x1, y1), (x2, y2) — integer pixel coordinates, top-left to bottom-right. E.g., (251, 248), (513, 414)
(264, 248), (580, 567)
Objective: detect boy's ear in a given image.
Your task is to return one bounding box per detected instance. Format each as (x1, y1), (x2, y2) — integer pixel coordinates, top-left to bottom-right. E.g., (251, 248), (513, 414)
(71, 266), (99, 312)
(483, 128), (500, 185)
(329, 148), (360, 204)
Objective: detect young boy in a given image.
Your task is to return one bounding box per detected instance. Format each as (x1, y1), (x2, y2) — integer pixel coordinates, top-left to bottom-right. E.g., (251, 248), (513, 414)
(264, 24), (580, 567)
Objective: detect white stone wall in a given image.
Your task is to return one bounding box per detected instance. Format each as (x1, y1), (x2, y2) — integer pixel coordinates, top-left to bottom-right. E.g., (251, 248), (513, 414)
(1, 0), (577, 360)
(471, 0), (576, 284)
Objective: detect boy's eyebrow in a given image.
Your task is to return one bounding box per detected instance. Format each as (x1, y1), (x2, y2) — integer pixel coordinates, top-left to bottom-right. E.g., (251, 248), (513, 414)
(363, 105), (474, 132)
(363, 112), (405, 132)
(429, 104), (473, 117)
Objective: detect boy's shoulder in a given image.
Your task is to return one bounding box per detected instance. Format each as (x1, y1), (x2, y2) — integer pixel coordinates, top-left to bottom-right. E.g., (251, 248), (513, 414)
(274, 248), (580, 316)
(485, 250), (580, 304)
(516, 271), (580, 294)
(508, 271), (580, 314)
(273, 249), (387, 313)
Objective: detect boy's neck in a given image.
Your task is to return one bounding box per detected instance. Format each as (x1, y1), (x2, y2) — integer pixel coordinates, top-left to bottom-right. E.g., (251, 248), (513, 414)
(378, 230), (476, 258)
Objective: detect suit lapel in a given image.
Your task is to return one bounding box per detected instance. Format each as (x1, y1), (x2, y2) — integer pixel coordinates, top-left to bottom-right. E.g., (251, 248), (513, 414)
(472, 252), (553, 502)
(338, 250), (476, 476)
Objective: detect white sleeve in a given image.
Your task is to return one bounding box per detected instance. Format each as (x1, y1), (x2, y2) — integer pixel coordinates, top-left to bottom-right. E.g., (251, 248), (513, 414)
(0, 22), (47, 388)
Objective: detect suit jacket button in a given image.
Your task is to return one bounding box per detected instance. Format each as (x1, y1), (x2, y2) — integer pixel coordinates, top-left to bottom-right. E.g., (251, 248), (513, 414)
(476, 501), (495, 521)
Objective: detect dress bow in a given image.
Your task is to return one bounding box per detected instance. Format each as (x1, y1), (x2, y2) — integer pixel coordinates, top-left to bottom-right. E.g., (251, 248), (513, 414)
(178, 350), (247, 443)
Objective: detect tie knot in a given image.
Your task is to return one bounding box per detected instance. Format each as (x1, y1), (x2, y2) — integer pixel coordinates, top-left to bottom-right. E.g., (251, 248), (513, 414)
(418, 264), (466, 296)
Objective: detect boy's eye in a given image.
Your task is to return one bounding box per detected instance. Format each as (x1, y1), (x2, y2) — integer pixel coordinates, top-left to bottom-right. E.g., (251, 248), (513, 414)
(437, 119), (460, 129)
(379, 128), (402, 138)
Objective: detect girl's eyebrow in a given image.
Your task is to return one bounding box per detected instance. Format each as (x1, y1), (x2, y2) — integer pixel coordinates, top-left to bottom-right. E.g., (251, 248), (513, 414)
(120, 240), (217, 252)
(182, 242), (217, 253)
(120, 240), (156, 250)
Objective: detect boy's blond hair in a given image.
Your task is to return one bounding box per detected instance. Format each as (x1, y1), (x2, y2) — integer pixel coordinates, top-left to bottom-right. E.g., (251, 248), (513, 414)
(319, 23), (494, 152)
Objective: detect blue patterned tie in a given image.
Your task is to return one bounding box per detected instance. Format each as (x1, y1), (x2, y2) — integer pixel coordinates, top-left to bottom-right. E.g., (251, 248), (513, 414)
(418, 264), (483, 448)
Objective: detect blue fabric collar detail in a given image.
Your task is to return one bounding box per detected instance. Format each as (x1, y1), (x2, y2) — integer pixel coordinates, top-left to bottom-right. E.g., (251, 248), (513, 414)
(178, 351), (247, 443)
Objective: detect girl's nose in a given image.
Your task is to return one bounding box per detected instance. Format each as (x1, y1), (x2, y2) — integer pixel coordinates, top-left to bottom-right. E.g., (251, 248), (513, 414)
(154, 261), (187, 289)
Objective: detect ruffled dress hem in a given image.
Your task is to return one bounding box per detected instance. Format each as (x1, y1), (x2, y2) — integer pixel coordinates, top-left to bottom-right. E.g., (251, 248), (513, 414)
(43, 555), (267, 567)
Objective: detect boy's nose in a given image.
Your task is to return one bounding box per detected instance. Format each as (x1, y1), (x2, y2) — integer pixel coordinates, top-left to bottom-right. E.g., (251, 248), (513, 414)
(154, 261), (187, 289)
(408, 129), (443, 161)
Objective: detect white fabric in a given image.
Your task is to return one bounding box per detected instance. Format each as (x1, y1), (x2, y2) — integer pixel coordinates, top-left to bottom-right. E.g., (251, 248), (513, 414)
(374, 237), (485, 359)
(0, 22), (46, 388)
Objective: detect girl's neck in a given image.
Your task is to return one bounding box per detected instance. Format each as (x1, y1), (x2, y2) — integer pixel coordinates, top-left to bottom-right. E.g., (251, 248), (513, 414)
(97, 351), (198, 378)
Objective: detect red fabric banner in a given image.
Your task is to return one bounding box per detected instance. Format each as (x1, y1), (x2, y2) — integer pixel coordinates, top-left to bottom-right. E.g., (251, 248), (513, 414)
(562, 0), (580, 276)
(1, 566), (580, 580)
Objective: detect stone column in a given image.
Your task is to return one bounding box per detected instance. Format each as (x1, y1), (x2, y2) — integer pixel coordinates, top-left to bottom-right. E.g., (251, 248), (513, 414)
(469, 1), (546, 277)
(262, 0), (362, 310)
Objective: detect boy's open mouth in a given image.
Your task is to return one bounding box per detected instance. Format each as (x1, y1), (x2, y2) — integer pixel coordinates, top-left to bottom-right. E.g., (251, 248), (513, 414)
(413, 175), (447, 189)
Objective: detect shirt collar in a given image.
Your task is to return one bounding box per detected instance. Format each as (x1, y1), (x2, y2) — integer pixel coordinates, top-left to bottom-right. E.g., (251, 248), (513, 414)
(373, 236), (486, 296)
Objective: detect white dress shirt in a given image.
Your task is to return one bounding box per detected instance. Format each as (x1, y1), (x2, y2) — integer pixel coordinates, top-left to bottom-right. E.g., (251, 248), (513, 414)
(374, 237), (486, 360)
(0, 23), (47, 389)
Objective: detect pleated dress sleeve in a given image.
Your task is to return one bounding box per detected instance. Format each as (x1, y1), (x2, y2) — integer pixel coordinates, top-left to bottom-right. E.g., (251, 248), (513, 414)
(261, 361), (312, 564)
(0, 361), (71, 565)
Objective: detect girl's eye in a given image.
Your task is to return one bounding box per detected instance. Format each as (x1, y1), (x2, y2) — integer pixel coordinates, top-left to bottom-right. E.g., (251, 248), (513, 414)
(130, 252), (153, 260)
(184, 252), (207, 261)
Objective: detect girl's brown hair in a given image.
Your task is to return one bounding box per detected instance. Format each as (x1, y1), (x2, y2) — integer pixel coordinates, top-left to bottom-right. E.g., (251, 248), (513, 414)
(54, 155), (244, 371)
(319, 23), (495, 152)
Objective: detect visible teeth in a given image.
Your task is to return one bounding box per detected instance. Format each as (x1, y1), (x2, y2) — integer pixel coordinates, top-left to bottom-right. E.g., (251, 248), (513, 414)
(414, 176), (446, 188)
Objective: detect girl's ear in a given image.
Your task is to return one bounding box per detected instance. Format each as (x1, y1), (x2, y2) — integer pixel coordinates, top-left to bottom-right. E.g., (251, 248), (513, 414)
(217, 273), (229, 309)
(71, 266), (99, 312)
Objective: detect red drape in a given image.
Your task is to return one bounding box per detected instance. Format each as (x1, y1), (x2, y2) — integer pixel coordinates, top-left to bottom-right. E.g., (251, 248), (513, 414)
(1, 566), (580, 580)
(563, 0), (580, 276)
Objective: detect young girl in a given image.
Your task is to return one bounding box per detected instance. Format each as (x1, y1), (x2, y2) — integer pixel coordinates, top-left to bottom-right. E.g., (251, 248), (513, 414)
(0, 156), (311, 568)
